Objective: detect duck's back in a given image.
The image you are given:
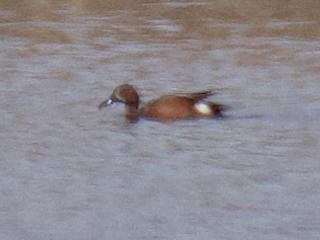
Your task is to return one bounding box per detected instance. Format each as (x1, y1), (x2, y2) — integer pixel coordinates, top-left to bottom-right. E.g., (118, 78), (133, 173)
(141, 95), (198, 121)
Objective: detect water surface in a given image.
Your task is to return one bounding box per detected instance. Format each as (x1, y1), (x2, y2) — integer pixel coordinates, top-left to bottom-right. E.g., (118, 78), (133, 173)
(0, 1), (320, 239)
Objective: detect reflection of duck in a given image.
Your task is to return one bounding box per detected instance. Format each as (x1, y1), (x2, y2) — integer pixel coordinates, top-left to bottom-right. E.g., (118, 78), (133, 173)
(98, 84), (228, 122)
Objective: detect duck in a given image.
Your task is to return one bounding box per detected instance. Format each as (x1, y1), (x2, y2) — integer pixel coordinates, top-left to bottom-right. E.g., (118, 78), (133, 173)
(98, 84), (227, 122)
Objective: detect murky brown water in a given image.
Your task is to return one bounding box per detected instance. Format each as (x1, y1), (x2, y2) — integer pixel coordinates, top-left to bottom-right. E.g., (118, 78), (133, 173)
(1, 1), (320, 239)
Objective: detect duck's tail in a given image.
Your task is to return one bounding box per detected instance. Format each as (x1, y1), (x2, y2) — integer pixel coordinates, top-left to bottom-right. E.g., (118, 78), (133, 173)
(208, 102), (231, 117)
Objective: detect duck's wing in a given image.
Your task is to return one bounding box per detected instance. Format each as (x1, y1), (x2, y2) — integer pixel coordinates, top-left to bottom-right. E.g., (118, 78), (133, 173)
(174, 89), (216, 101)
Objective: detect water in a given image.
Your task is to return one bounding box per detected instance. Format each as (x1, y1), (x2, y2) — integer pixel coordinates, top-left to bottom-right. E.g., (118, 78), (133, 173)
(1, 1), (320, 239)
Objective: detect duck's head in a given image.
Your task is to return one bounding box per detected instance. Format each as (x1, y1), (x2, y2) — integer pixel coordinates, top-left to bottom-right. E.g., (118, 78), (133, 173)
(98, 84), (140, 109)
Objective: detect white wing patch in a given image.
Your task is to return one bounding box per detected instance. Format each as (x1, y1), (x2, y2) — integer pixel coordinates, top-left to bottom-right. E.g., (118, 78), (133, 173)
(195, 102), (212, 115)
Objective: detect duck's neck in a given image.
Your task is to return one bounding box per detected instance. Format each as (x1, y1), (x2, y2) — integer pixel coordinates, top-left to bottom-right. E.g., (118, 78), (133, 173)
(125, 103), (139, 122)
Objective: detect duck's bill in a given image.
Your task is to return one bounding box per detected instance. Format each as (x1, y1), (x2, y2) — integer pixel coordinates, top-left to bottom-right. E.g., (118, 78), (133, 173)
(98, 98), (113, 109)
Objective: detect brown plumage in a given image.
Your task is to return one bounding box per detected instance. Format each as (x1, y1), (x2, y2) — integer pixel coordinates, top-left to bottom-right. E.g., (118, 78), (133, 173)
(98, 84), (227, 122)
